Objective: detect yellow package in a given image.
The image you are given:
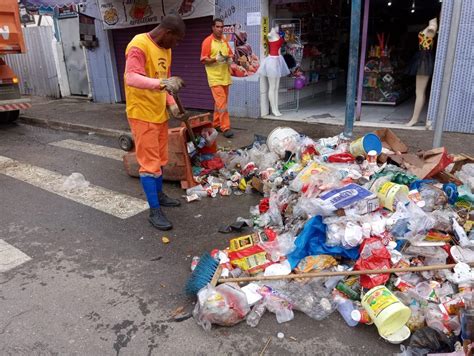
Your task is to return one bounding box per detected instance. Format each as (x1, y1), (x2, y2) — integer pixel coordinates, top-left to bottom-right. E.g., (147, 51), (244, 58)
(295, 255), (338, 273)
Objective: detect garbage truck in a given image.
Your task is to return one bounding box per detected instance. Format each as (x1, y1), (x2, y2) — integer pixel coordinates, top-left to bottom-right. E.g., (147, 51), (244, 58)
(0, 0), (31, 123)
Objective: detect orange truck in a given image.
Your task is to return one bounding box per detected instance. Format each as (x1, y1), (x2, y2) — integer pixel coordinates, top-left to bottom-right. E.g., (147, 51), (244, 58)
(0, 0), (31, 123)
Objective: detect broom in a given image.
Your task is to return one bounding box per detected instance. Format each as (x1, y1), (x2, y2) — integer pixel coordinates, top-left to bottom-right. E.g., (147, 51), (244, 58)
(185, 253), (474, 296)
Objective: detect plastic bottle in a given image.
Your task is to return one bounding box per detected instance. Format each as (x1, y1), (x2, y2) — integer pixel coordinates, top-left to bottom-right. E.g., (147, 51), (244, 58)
(186, 185), (208, 198)
(336, 299), (358, 327)
(246, 301), (267, 327)
(461, 292), (474, 341)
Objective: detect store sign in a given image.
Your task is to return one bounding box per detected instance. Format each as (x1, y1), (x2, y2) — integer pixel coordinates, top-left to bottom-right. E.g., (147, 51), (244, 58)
(262, 16), (269, 56)
(98, 0), (215, 29)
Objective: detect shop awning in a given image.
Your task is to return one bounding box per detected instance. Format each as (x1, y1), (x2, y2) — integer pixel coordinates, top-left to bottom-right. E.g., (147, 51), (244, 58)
(22, 0), (86, 6)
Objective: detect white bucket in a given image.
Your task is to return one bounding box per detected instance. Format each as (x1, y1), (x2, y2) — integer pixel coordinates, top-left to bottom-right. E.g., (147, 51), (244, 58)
(267, 127), (299, 158)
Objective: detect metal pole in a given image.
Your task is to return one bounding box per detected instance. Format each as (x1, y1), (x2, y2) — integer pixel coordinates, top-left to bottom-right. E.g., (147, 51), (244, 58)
(343, 0), (362, 138)
(433, 0), (462, 148)
(356, 0), (370, 121)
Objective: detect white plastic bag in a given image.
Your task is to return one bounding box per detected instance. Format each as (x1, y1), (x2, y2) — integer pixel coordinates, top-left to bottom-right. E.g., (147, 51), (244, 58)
(62, 172), (90, 191)
(193, 284), (250, 331)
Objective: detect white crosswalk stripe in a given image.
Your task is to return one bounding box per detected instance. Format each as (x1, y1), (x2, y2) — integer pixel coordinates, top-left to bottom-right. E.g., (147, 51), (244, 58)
(0, 155), (148, 219)
(0, 239), (31, 273)
(49, 139), (124, 161)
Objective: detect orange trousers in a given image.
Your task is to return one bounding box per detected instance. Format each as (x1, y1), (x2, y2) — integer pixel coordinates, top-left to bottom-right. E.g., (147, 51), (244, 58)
(128, 118), (168, 176)
(210, 85), (231, 132)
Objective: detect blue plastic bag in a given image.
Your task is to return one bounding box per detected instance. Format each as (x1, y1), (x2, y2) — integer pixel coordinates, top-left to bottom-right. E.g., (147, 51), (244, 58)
(287, 216), (360, 269)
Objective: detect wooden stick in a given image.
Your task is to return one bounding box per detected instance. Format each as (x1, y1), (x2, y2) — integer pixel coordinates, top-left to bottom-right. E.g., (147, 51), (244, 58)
(259, 337), (271, 356)
(171, 93), (197, 146)
(217, 262), (473, 284)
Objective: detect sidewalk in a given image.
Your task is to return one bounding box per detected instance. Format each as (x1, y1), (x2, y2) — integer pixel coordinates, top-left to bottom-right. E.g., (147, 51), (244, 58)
(19, 96), (474, 155)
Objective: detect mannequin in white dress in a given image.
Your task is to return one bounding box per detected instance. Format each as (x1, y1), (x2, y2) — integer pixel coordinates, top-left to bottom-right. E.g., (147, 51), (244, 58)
(257, 26), (290, 117)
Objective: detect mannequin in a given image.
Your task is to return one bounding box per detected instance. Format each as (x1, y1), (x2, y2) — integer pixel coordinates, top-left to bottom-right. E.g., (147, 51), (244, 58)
(257, 26), (290, 116)
(406, 18), (438, 127)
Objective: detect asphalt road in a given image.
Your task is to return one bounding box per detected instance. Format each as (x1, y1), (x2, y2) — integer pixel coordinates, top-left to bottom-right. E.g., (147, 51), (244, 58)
(0, 122), (413, 355)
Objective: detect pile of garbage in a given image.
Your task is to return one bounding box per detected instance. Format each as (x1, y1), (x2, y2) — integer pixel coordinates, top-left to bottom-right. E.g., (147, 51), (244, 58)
(186, 127), (474, 353)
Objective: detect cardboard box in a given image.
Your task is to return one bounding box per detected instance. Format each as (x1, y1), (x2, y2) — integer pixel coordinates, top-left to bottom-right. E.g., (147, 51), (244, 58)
(251, 176), (264, 194)
(375, 128), (408, 163)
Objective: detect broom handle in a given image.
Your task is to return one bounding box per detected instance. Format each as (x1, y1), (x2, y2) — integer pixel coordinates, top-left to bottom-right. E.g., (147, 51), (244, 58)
(217, 262), (474, 283)
(171, 92), (197, 146)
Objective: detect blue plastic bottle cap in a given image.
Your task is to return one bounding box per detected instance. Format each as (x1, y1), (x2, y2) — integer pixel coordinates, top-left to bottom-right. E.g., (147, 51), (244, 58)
(363, 133), (382, 155)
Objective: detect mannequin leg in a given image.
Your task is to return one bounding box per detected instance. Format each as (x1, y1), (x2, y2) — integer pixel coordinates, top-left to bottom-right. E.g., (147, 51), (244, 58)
(268, 76), (282, 117)
(274, 77), (281, 116)
(406, 75), (430, 126)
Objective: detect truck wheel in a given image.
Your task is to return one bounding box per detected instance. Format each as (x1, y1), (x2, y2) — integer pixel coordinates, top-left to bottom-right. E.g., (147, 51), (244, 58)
(118, 134), (134, 151)
(0, 110), (19, 123)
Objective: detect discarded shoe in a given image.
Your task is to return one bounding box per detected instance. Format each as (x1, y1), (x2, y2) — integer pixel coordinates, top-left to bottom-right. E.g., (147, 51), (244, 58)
(223, 130), (234, 138)
(149, 208), (173, 230)
(158, 191), (181, 207)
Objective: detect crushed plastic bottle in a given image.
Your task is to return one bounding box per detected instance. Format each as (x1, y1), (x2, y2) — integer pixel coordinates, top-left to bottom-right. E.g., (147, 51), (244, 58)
(246, 301), (266, 327)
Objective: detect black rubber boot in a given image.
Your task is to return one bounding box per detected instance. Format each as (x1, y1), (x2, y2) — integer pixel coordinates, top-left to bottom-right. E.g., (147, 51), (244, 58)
(158, 191), (181, 207)
(223, 130), (234, 138)
(148, 208), (173, 230)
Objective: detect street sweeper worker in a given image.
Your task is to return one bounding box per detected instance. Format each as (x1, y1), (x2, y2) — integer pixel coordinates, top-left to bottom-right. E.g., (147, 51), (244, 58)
(124, 14), (186, 231)
(200, 18), (234, 138)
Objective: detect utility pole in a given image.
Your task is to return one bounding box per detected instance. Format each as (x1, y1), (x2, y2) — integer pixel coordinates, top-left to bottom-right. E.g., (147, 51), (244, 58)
(343, 0), (362, 138)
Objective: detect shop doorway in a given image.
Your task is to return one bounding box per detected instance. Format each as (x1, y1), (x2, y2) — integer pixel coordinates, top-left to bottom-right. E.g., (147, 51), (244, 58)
(266, 0), (442, 128)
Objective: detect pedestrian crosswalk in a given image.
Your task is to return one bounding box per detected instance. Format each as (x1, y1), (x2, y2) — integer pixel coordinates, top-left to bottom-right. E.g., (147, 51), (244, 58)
(49, 139), (124, 161)
(0, 138), (146, 273)
(0, 239), (31, 273)
(0, 145), (147, 219)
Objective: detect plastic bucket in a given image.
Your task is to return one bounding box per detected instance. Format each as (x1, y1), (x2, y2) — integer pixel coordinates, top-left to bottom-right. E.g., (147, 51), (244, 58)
(362, 286), (412, 337)
(375, 182), (409, 211)
(267, 127), (299, 158)
(349, 133), (382, 157)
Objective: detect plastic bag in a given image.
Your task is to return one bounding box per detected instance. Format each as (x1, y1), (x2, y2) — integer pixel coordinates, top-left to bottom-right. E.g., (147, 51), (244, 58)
(354, 238), (391, 289)
(267, 280), (336, 321)
(193, 283), (250, 331)
(201, 127), (218, 146)
(409, 327), (455, 354)
(258, 285), (294, 323)
(293, 196), (337, 219)
(287, 216), (360, 269)
(261, 232), (296, 262)
(455, 163), (474, 191)
(62, 172), (90, 191)
(419, 184), (448, 212)
(387, 202), (435, 240)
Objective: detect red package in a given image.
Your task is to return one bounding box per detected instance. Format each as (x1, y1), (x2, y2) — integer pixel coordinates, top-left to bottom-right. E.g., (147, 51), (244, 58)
(201, 157), (224, 170)
(354, 238), (392, 289)
(259, 197), (270, 214)
(327, 153), (355, 163)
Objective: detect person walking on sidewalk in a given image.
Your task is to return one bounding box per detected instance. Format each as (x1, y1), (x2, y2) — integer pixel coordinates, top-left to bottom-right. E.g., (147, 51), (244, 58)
(200, 18), (234, 138)
(124, 14), (186, 231)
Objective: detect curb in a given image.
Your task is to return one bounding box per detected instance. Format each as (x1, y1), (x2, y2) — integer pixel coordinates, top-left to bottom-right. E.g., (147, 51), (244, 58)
(18, 115), (130, 138)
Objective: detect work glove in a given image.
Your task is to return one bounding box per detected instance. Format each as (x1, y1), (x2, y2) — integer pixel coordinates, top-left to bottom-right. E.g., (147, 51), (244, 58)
(216, 52), (227, 64)
(161, 76), (184, 94)
(169, 104), (189, 122)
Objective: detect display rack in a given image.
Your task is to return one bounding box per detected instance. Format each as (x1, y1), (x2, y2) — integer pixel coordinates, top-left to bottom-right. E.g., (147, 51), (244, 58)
(361, 45), (414, 105)
(272, 18), (302, 112)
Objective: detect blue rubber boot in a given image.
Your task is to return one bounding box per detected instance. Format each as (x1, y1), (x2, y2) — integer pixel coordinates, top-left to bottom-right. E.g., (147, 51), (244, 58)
(140, 175), (172, 230)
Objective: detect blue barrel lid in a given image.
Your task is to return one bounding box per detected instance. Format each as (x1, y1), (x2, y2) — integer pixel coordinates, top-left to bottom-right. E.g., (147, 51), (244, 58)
(363, 133), (382, 155)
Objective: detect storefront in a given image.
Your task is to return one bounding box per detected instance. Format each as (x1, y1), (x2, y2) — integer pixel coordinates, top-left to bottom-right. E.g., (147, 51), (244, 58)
(258, 0), (443, 127)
